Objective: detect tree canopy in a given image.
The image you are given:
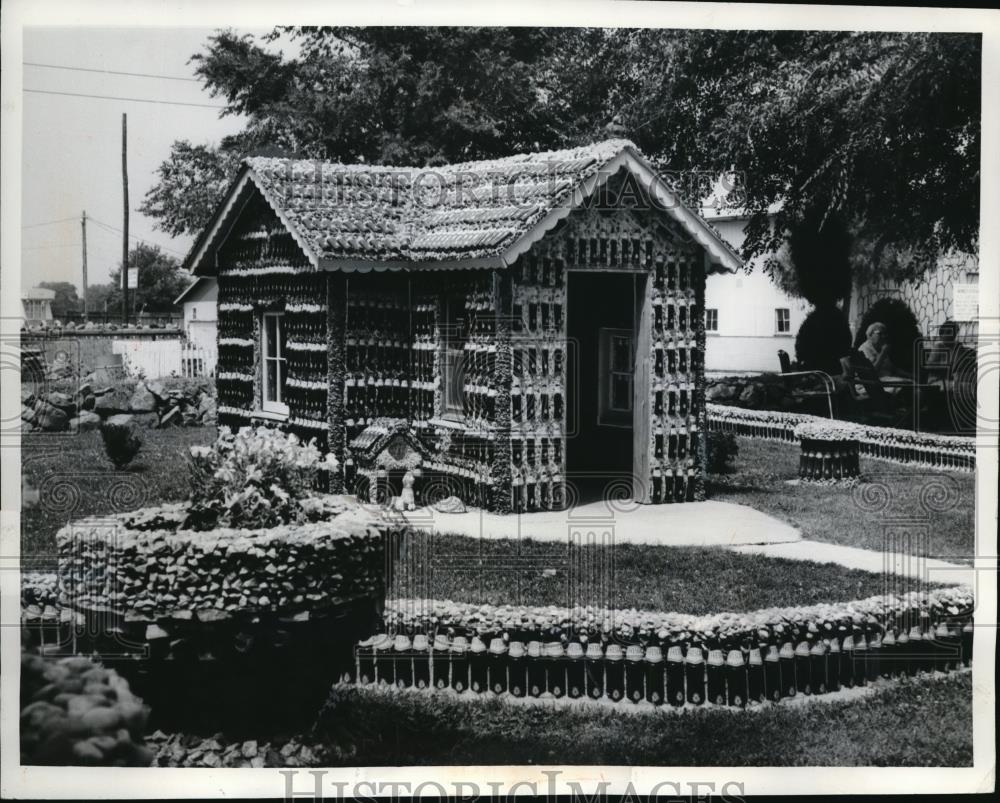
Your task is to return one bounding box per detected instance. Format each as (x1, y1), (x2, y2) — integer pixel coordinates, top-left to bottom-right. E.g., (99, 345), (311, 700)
(38, 281), (81, 318)
(106, 244), (189, 313)
(142, 28), (980, 287)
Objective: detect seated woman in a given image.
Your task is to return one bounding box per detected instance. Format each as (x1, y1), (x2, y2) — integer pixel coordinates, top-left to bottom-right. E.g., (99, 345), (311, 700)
(857, 322), (911, 384)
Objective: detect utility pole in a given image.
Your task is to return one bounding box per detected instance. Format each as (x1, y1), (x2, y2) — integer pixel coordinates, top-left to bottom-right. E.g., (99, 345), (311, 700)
(121, 113), (129, 327)
(80, 211), (88, 322)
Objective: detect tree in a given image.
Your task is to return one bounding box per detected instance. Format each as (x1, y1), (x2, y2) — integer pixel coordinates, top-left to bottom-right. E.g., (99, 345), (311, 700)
(142, 28), (980, 288)
(38, 281), (80, 318)
(106, 245), (188, 313)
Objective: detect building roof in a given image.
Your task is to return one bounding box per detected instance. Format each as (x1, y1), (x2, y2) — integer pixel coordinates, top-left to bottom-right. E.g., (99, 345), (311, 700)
(173, 275), (217, 305)
(22, 287), (56, 301)
(186, 139), (743, 275)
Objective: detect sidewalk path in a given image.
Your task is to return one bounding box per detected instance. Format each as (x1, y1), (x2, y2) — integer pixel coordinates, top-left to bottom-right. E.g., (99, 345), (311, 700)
(402, 499), (801, 546)
(730, 541), (973, 585)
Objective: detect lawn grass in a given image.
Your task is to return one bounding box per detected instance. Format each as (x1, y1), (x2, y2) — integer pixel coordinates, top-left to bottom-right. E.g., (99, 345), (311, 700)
(708, 436), (976, 564)
(390, 533), (907, 613)
(20, 428), (214, 558)
(316, 671), (972, 766)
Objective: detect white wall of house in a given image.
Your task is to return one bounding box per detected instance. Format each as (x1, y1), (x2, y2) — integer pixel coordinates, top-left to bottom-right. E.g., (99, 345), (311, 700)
(703, 217), (809, 374)
(179, 278), (218, 353)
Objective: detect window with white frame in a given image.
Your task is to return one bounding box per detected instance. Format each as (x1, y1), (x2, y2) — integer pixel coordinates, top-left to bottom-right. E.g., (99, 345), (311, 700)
(705, 308), (719, 332)
(598, 328), (634, 427)
(441, 295), (466, 417)
(775, 308), (791, 334)
(261, 312), (288, 415)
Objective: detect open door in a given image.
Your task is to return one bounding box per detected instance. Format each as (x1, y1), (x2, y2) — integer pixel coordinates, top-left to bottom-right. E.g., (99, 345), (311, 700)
(632, 273), (653, 503)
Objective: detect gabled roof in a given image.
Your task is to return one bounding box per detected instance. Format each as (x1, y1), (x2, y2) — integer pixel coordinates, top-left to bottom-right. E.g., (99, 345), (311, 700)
(185, 139), (742, 275)
(173, 275), (217, 305)
(22, 287), (56, 301)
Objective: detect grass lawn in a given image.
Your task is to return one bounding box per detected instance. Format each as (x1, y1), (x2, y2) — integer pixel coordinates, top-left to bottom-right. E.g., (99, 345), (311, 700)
(317, 671), (972, 766)
(708, 436), (976, 564)
(390, 533), (910, 613)
(21, 428), (214, 558)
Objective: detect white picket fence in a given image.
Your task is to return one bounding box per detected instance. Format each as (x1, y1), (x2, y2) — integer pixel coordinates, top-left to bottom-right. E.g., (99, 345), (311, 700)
(111, 339), (217, 379)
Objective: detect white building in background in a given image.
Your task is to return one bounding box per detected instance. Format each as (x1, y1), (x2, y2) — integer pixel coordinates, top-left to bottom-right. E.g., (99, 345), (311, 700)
(174, 276), (218, 352)
(21, 286), (55, 324)
(702, 215), (809, 374)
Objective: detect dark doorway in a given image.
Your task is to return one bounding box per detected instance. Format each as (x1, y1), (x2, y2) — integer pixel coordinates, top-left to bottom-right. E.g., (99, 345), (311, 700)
(566, 272), (641, 504)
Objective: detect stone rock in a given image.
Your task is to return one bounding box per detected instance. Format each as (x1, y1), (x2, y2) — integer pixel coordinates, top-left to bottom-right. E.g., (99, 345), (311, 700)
(22, 404), (37, 423)
(241, 740), (258, 758)
(432, 495), (467, 513)
(35, 402), (68, 432)
(129, 383), (158, 413)
(76, 382), (93, 399)
(22, 420), (35, 434)
(94, 387), (131, 415)
(21, 389), (36, 407)
(75, 411), (102, 431)
(105, 413), (136, 429)
(146, 381), (166, 400)
(738, 382), (766, 408)
(45, 391), (75, 412)
(132, 413), (160, 428)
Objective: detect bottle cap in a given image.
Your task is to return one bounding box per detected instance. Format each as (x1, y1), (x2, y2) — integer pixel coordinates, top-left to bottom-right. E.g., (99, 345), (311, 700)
(605, 644), (624, 662)
(748, 648), (763, 666)
(488, 638), (507, 655)
(451, 636), (469, 654)
(908, 626), (923, 640)
(508, 641), (526, 659)
(779, 643), (795, 659)
(412, 634), (429, 651)
(725, 649), (745, 667)
(470, 636), (487, 653)
(685, 646), (704, 665)
(855, 634), (868, 650)
(842, 635), (855, 650)
(667, 646), (684, 663)
(765, 645), (780, 662)
(371, 633), (392, 651)
(433, 634), (450, 651)
(896, 630), (909, 644)
(544, 642), (565, 658)
(809, 641), (826, 656)
(393, 634), (412, 652)
(625, 645), (644, 662)
(527, 641), (542, 658)
(566, 643), (585, 659)
(645, 646), (663, 663)
(935, 623), (950, 638)
(881, 631), (896, 646)
(585, 643), (604, 660)
(707, 649), (724, 666)
(794, 641), (811, 657)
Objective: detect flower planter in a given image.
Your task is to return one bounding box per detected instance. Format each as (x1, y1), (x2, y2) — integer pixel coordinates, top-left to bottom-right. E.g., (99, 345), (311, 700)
(798, 437), (861, 481)
(46, 505), (397, 731)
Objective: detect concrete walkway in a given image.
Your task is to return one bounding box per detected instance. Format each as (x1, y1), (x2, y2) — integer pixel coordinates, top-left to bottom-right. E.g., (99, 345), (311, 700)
(402, 499), (801, 547)
(730, 540), (973, 586)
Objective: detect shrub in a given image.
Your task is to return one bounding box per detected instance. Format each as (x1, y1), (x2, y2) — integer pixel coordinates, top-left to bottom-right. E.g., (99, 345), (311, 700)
(185, 425), (338, 530)
(853, 298), (923, 375)
(99, 418), (143, 469)
(20, 649), (153, 766)
(795, 306), (852, 376)
(706, 431), (739, 474)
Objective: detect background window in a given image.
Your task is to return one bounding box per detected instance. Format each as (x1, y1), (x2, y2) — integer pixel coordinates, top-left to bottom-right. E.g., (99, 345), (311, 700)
(705, 308), (719, 332)
(441, 295), (466, 416)
(598, 328), (633, 427)
(261, 312), (288, 415)
(775, 308), (791, 334)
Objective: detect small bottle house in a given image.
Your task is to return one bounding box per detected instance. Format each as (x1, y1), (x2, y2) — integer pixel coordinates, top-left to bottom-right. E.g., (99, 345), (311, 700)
(185, 140), (741, 512)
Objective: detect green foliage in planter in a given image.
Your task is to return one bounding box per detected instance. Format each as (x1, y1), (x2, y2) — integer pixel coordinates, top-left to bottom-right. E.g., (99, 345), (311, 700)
(99, 419), (143, 469)
(706, 430), (739, 474)
(20, 649), (153, 766)
(185, 425), (339, 530)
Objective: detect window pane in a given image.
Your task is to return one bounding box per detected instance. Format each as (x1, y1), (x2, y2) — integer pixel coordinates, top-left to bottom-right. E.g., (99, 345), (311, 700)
(264, 315), (276, 358)
(277, 316), (286, 358)
(610, 374), (631, 411)
(265, 358), (277, 402)
(277, 358), (286, 403)
(611, 336), (631, 371)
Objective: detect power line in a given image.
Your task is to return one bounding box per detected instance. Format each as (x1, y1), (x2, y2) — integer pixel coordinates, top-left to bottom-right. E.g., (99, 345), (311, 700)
(24, 61), (201, 83)
(24, 88), (227, 110)
(88, 217), (187, 256)
(21, 216), (79, 230)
